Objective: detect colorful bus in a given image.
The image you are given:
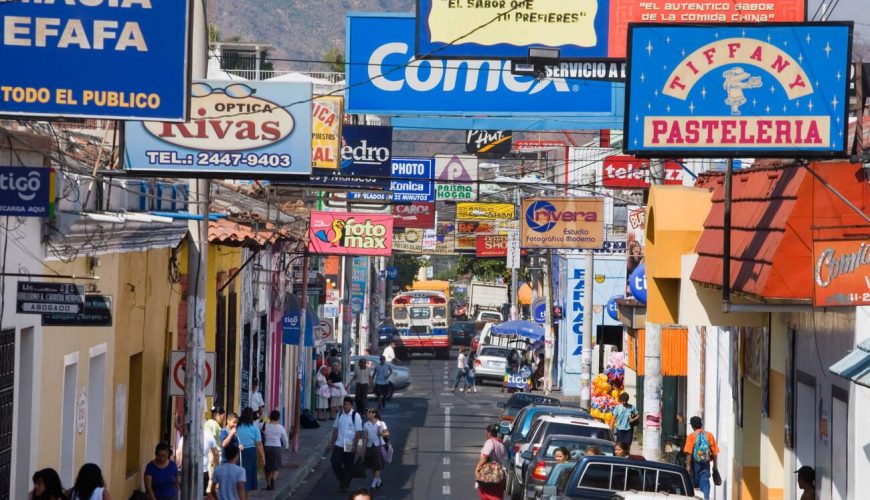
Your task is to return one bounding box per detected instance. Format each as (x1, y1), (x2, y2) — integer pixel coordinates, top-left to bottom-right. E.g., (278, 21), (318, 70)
(391, 290), (452, 360)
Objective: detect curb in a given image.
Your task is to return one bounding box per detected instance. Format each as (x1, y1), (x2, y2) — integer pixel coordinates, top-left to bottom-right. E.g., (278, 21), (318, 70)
(274, 430), (335, 499)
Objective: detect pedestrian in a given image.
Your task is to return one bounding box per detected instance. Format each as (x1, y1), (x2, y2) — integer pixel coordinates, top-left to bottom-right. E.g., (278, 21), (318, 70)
(532, 353), (544, 391)
(373, 355), (393, 409)
(220, 413), (241, 462)
(795, 466), (815, 500)
(683, 416), (719, 500)
(614, 441), (629, 457)
(329, 362), (346, 420)
(347, 488), (372, 500)
(316, 366), (332, 420)
(382, 341), (397, 364)
(68, 463), (110, 500)
(611, 392), (639, 447)
(328, 348), (340, 368)
(452, 347), (468, 393)
(236, 407), (265, 491)
(212, 444), (247, 500)
(349, 359), (373, 413)
(330, 396), (364, 492)
(262, 410), (289, 490)
(363, 408), (388, 490)
(475, 424), (506, 500)
(29, 468), (66, 500)
(585, 445), (601, 456)
(204, 406), (224, 496)
(465, 348), (478, 393)
(174, 426), (219, 496)
(143, 442), (178, 500)
(249, 381), (265, 420)
(547, 446), (573, 485)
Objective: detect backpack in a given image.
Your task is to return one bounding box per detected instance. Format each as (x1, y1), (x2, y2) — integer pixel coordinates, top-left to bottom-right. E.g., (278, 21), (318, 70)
(692, 431), (713, 463)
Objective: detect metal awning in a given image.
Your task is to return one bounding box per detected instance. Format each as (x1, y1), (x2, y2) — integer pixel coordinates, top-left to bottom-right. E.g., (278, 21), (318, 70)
(829, 339), (870, 389)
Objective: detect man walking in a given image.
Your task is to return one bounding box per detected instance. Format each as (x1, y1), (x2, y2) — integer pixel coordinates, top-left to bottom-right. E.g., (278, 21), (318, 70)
(684, 416), (719, 500)
(383, 341), (397, 364)
(212, 444), (247, 500)
(451, 347), (467, 393)
(611, 393), (639, 447)
(349, 359), (373, 413)
(331, 396), (364, 492)
(373, 355), (393, 409)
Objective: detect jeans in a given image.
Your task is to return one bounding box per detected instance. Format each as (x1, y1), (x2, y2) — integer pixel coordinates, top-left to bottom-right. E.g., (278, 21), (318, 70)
(616, 428), (633, 446)
(331, 445), (356, 488)
(355, 384), (368, 414)
(466, 369), (475, 387)
(692, 461), (711, 499)
(453, 368), (467, 390)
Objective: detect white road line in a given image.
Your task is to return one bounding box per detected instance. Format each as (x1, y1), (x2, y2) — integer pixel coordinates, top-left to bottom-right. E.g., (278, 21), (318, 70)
(442, 485), (451, 495)
(443, 457), (450, 465)
(443, 471), (451, 479)
(444, 405), (452, 452)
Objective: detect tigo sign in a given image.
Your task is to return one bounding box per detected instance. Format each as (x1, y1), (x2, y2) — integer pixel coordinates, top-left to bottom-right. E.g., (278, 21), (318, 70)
(0, 167), (54, 217)
(602, 156), (684, 188)
(625, 24), (852, 158)
(521, 198), (604, 249)
(308, 211), (393, 256)
(814, 240), (870, 306)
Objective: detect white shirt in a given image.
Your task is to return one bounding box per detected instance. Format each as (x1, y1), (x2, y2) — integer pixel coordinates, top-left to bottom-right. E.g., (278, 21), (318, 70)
(263, 422), (289, 448)
(250, 390), (265, 410)
(333, 409), (363, 448)
(457, 352), (466, 369)
(363, 420), (388, 447)
(177, 434), (218, 473)
(383, 345), (396, 363)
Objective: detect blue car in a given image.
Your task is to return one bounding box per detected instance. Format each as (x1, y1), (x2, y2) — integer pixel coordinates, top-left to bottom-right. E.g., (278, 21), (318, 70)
(377, 320), (396, 346)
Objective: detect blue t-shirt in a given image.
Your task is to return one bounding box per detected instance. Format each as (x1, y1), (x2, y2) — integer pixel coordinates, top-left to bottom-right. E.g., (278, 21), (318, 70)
(612, 404), (638, 431)
(219, 428), (241, 462)
(144, 460), (178, 499)
(235, 423), (262, 448)
(212, 462), (246, 500)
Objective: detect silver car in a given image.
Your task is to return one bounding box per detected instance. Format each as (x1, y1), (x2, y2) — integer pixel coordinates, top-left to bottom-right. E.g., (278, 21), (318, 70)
(347, 355), (411, 400)
(474, 345), (510, 384)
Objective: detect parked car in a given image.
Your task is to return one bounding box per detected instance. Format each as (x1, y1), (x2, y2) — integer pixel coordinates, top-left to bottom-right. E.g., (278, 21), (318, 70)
(376, 320), (396, 346)
(450, 320), (476, 346)
(473, 345), (510, 384)
(538, 455), (697, 499)
(522, 435), (614, 500)
(347, 355), (411, 400)
(498, 393), (561, 430)
(504, 405), (592, 463)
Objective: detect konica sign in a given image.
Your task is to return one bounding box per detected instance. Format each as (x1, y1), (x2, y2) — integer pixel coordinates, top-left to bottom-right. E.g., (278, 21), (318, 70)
(391, 157), (435, 202)
(346, 13), (617, 115)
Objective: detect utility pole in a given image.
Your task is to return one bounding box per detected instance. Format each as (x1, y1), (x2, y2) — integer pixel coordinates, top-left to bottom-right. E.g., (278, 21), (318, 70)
(542, 251), (554, 395)
(579, 250), (594, 410)
(341, 256), (352, 378)
(510, 189), (520, 319)
(642, 159), (664, 461)
(291, 253), (310, 452)
(181, 0), (208, 496)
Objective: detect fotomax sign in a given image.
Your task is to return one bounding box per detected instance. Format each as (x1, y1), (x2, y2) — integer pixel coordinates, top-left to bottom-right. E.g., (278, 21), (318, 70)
(346, 13), (616, 115)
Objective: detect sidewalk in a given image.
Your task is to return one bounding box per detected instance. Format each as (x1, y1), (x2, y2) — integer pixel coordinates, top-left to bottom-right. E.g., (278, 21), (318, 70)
(248, 419), (334, 500)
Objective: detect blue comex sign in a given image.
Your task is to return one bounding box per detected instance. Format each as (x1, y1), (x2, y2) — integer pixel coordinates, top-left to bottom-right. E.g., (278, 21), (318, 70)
(391, 157), (435, 202)
(311, 125), (392, 189)
(124, 80), (313, 178)
(346, 13), (617, 115)
(625, 23), (852, 158)
(0, 167), (53, 217)
(0, 0), (190, 120)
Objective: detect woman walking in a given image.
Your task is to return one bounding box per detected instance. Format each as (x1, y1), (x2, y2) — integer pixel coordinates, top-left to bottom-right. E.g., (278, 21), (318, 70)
(262, 410), (289, 490)
(452, 347), (468, 393)
(465, 349), (478, 393)
(363, 408), (389, 490)
(316, 366), (332, 420)
(329, 361), (345, 420)
(29, 468), (66, 500)
(68, 463), (111, 500)
(237, 407), (266, 491)
(475, 424), (506, 500)
(144, 442), (178, 500)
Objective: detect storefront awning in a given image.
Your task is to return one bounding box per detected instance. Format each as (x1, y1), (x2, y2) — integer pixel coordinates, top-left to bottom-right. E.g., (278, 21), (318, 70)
(829, 339), (870, 389)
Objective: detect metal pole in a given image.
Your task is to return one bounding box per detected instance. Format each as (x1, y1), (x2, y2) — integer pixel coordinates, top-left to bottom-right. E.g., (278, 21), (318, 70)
(511, 189), (520, 320)
(722, 157), (733, 312)
(291, 253), (309, 452)
(580, 250), (594, 410)
(542, 252), (554, 395)
(642, 159), (665, 462)
(341, 256), (352, 379)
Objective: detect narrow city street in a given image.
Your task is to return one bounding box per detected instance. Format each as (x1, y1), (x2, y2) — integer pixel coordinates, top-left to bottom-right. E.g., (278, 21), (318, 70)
(293, 348), (504, 499)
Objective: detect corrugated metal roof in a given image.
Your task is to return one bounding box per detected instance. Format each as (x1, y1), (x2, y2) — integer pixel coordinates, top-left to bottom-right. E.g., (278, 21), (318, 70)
(830, 339), (870, 389)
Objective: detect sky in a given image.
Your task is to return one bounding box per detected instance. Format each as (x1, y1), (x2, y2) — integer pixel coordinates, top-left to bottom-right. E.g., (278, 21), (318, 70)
(808, 0), (870, 39)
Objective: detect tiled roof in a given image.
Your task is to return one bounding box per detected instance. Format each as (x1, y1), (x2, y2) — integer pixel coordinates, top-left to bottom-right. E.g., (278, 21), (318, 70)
(208, 218), (286, 247)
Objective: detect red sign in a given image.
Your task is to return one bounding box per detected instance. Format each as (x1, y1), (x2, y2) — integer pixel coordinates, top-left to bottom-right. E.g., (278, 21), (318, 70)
(308, 211), (394, 256)
(477, 235), (508, 257)
(813, 240), (870, 306)
(392, 202), (435, 229)
(602, 156), (684, 188)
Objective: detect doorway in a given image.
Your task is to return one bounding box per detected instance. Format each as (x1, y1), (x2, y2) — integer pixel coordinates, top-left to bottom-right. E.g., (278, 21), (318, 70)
(795, 371), (816, 500)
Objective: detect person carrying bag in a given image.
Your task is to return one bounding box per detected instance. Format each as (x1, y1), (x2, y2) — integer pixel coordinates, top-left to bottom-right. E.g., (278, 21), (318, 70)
(475, 424), (506, 500)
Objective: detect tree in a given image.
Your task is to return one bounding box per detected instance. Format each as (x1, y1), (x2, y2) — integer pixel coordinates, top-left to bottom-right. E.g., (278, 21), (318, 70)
(323, 47), (345, 73)
(392, 254), (423, 291)
(455, 255), (509, 283)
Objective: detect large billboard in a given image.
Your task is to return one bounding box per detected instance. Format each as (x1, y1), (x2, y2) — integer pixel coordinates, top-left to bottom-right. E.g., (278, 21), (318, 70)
(625, 24), (852, 158)
(813, 239), (870, 307)
(521, 198), (604, 249)
(124, 81), (312, 178)
(416, 0), (806, 60)
(308, 211), (393, 256)
(311, 125), (392, 189)
(0, 0), (190, 120)
(346, 13), (617, 116)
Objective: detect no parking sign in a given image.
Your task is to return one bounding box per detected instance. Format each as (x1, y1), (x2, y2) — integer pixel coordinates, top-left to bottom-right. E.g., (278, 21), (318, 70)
(169, 351), (216, 397)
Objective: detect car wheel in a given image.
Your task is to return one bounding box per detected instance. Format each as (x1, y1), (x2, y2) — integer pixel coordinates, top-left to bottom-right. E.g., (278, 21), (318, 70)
(509, 475), (522, 500)
(385, 383), (395, 400)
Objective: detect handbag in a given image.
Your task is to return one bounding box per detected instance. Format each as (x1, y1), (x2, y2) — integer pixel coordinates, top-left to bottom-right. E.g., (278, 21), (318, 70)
(380, 443), (394, 463)
(712, 466), (722, 486)
(475, 440), (506, 484)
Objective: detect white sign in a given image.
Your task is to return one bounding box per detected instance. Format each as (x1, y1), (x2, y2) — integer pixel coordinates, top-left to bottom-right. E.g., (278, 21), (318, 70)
(435, 154), (478, 201)
(315, 319), (334, 342)
(169, 351), (216, 397)
(422, 229), (437, 250)
(506, 229), (520, 269)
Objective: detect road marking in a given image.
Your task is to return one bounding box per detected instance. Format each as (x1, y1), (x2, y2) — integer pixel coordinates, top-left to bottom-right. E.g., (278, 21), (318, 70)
(443, 457), (450, 465)
(444, 405), (451, 452)
(443, 471), (451, 479)
(442, 485), (451, 495)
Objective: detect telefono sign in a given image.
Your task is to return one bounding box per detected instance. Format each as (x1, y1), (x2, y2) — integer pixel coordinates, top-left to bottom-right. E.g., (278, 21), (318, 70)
(308, 211), (393, 256)
(602, 156), (684, 188)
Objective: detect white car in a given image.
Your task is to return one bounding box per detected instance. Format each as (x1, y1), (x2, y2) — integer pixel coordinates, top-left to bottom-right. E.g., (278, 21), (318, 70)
(473, 345), (510, 383)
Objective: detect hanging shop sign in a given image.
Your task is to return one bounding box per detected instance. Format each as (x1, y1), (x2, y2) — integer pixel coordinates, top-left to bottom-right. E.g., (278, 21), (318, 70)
(465, 130), (512, 158)
(124, 80), (313, 177)
(312, 96), (344, 169)
(308, 211), (393, 256)
(169, 351), (215, 397)
(416, 0), (806, 60)
(625, 24), (852, 158)
(435, 154), (478, 201)
(311, 125), (392, 190)
(42, 294), (112, 327)
(0, 0), (191, 120)
(346, 13), (616, 116)
(350, 256), (369, 314)
(456, 202), (515, 221)
(0, 167), (55, 217)
(506, 229), (521, 269)
(602, 157), (684, 188)
(391, 157), (435, 202)
(629, 263), (648, 305)
(392, 202), (435, 229)
(16, 281), (84, 314)
(813, 240), (870, 307)
(521, 198), (604, 249)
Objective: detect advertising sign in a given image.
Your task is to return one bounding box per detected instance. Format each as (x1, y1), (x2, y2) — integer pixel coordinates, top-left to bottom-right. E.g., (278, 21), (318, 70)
(308, 211), (393, 256)
(506, 229), (521, 269)
(521, 198), (604, 249)
(629, 263), (648, 304)
(477, 235), (508, 258)
(391, 157), (435, 202)
(346, 13), (616, 116)
(435, 154), (478, 201)
(625, 24), (852, 158)
(393, 229), (424, 253)
(456, 203), (515, 221)
(311, 125), (392, 189)
(0, 0), (190, 120)
(602, 156), (684, 188)
(351, 257), (369, 314)
(417, 0), (806, 60)
(0, 167), (55, 217)
(452, 220), (518, 251)
(626, 205), (646, 300)
(42, 294), (112, 327)
(312, 96), (344, 168)
(466, 130), (513, 158)
(813, 240), (870, 306)
(16, 281), (84, 314)
(567, 257), (588, 362)
(124, 80), (313, 177)
(392, 202), (435, 229)
(422, 229), (438, 250)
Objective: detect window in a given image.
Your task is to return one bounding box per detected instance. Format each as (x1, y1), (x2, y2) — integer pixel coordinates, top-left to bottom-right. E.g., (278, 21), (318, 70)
(610, 465), (627, 490)
(410, 307), (430, 319)
(656, 470), (688, 495)
(577, 463), (611, 489)
(433, 306), (447, 318)
(480, 347), (509, 358)
(394, 307), (408, 320)
(626, 466), (645, 491)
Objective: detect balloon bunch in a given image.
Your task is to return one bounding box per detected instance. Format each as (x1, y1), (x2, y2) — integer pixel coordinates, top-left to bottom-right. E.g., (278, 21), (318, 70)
(605, 351), (625, 391)
(589, 353), (628, 425)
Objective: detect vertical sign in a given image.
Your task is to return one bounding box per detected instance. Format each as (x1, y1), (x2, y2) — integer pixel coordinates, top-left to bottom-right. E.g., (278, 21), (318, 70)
(435, 154), (478, 201)
(506, 230), (520, 269)
(351, 257), (368, 314)
(312, 96), (344, 168)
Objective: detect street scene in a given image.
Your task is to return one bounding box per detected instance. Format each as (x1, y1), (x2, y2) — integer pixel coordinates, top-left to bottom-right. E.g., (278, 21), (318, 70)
(1, 1), (870, 500)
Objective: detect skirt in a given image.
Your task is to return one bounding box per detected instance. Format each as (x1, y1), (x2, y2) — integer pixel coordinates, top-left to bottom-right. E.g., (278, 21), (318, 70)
(330, 395), (343, 407)
(317, 394), (330, 410)
(365, 444), (384, 471)
(478, 479), (506, 500)
(264, 446), (282, 473)
(240, 447), (258, 491)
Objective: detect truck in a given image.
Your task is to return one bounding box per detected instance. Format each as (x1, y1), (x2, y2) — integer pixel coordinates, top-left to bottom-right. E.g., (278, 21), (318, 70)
(469, 280), (508, 322)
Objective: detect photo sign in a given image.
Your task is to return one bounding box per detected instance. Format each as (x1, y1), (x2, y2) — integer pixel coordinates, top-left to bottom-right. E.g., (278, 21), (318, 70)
(625, 24), (852, 158)
(813, 239), (870, 306)
(0, 167), (55, 217)
(311, 125), (392, 189)
(435, 155), (478, 201)
(521, 198), (604, 249)
(308, 211), (393, 256)
(124, 80), (313, 177)
(391, 157), (435, 202)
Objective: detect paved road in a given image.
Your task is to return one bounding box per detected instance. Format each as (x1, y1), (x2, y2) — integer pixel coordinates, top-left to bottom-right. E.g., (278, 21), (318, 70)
(293, 348), (508, 499)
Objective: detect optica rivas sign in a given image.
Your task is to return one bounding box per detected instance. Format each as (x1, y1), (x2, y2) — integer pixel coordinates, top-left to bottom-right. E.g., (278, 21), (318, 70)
(0, 0), (190, 120)
(346, 13), (616, 116)
(308, 211), (394, 256)
(625, 23), (852, 158)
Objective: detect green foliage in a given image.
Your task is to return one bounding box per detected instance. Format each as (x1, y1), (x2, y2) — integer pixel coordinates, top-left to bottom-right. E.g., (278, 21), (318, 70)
(208, 25), (221, 43)
(456, 255), (509, 282)
(392, 254), (423, 291)
(323, 47), (345, 73)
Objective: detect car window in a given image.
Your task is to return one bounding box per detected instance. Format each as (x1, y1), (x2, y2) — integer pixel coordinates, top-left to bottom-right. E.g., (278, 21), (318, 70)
(527, 419), (545, 444)
(626, 466), (645, 490)
(610, 465), (627, 490)
(657, 470), (689, 495)
(544, 440), (614, 458)
(394, 307), (408, 320)
(480, 347), (509, 358)
(578, 463), (611, 489)
(479, 312), (501, 321)
(433, 306), (447, 318)
(511, 408), (528, 434)
(543, 422), (607, 441)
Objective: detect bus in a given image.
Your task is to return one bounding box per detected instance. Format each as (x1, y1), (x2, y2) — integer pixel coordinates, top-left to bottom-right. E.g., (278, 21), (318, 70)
(391, 290), (452, 360)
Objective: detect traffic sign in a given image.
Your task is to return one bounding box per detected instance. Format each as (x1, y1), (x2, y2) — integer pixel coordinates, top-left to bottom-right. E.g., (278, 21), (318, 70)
(315, 319), (334, 341)
(386, 266), (398, 280)
(169, 351), (216, 397)
(16, 281), (84, 314)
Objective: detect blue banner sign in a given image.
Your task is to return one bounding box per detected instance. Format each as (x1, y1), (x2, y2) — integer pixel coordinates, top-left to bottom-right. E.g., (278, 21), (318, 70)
(346, 13), (617, 116)
(0, 0), (190, 120)
(351, 256), (369, 314)
(312, 125), (392, 189)
(391, 157), (435, 202)
(0, 167), (53, 217)
(124, 80), (313, 178)
(625, 23), (852, 158)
